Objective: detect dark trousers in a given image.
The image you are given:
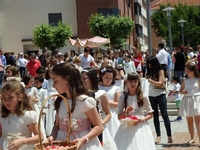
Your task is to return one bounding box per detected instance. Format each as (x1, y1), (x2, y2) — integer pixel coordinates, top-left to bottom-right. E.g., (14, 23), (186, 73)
(149, 94), (172, 137)
(20, 67), (26, 79)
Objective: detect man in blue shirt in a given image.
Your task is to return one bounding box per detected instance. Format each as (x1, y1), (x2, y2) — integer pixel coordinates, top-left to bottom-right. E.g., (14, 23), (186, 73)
(0, 48), (7, 88)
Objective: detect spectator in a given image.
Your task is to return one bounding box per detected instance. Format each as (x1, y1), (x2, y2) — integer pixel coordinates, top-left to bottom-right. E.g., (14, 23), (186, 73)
(26, 52), (41, 77)
(39, 49), (48, 68)
(0, 48), (6, 87)
(79, 47), (97, 69)
(17, 53), (28, 78)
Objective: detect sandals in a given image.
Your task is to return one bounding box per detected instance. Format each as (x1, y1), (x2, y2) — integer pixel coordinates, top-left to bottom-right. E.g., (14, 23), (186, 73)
(155, 136), (161, 144)
(187, 139), (195, 145)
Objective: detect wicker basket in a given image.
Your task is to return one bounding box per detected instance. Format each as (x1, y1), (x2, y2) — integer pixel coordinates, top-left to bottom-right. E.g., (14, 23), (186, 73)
(34, 94), (77, 150)
(120, 106), (139, 127)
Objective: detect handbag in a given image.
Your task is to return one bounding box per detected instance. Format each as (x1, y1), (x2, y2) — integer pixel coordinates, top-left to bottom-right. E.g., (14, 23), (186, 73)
(136, 62), (142, 72)
(154, 78), (167, 90)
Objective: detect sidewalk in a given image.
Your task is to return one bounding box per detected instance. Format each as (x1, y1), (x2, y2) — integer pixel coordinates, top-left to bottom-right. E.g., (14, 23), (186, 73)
(149, 116), (200, 150)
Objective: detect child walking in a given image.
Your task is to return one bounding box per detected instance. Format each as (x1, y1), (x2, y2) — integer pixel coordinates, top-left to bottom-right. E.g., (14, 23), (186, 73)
(0, 79), (43, 149)
(47, 63), (104, 150)
(82, 68), (118, 150)
(170, 76), (182, 121)
(179, 61), (200, 145)
(114, 72), (156, 150)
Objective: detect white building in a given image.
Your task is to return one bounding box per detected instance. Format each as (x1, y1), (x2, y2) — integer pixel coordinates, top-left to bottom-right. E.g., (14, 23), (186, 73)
(0, 0), (78, 55)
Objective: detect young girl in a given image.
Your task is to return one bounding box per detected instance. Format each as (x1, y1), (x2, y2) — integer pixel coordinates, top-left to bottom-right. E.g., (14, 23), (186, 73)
(23, 75), (40, 117)
(3, 65), (21, 82)
(82, 68), (118, 150)
(179, 61), (200, 145)
(47, 63), (103, 150)
(0, 79), (43, 149)
(98, 66), (121, 138)
(45, 67), (58, 136)
(114, 72), (156, 150)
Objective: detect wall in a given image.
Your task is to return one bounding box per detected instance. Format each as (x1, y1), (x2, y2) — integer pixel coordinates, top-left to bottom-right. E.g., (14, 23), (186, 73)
(0, 0), (78, 55)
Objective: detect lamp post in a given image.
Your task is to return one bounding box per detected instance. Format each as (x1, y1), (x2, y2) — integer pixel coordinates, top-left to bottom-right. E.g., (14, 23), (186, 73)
(162, 6), (175, 54)
(177, 19), (186, 46)
(146, 0), (152, 56)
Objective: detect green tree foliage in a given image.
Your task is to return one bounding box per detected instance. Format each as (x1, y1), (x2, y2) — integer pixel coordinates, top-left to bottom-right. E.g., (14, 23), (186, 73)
(88, 14), (134, 49)
(33, 22), (73, 51)
(152, 3), (200, 47)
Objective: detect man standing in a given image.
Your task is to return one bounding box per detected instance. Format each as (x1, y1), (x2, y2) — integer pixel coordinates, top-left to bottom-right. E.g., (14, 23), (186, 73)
(27, 52), (41, 77)
(79, 47), (97, 69)
(0, 48), (6, 87)
(39, 49), (48, 68)
(156, 42), (169, 75)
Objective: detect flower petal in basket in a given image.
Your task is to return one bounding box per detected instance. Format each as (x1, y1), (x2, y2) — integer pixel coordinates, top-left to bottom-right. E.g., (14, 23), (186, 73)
(120, 116), (139, 127)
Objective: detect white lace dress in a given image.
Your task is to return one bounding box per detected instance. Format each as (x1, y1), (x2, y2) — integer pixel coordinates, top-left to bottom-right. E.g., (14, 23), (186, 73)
(179, 78), (200, 117)
(56, 95), (103, 150)
(95, 90), (118, 150)
(98, 85), (121, 137)
(0, 111), (37, 150)
(114, 95), (156, 150)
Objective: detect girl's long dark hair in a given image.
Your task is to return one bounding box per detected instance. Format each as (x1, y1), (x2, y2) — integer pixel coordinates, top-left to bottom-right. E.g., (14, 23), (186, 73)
(52, 63), (89, 112)
(124, 73), (144, 109)
(146, 56), (164, 81)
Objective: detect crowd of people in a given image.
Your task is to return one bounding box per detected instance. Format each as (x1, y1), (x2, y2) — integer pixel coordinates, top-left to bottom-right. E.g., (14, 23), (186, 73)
(0, 42), (199, 150)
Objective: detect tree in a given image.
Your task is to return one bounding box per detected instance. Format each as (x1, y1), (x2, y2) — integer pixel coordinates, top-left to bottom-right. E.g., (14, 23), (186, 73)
(88, 13), (134, 49)
(152, 3), (200, 47)
(33, 22), (73, 51)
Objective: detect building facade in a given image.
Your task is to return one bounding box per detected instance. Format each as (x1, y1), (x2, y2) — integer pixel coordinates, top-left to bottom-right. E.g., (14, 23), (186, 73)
(0, 0), (78, 54)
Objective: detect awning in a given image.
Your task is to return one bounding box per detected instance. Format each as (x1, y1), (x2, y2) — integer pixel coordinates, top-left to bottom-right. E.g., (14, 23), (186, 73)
(69, 36), (110, 48)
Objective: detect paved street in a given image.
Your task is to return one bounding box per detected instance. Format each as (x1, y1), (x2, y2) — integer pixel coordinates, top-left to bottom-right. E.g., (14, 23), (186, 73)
(149, 116), (200, 150)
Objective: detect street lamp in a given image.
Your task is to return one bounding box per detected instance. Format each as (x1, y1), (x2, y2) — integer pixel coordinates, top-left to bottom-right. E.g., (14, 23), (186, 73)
(177, 19), (186, 46)
(162, 6), (175, 54)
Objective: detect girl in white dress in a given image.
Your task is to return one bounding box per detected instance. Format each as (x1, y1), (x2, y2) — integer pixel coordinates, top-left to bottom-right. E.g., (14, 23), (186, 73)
(98, 66), (121, 137)
(34, 76), (49, 139)
(47, 63), (103, 150)
(179, 61), (200, 145)
(114, 72), (156, 150)
(23, 75), (40, 117)
(82, 68), (118, 150)
(45, 68), (58, 136)
(0, 79), (43, 150)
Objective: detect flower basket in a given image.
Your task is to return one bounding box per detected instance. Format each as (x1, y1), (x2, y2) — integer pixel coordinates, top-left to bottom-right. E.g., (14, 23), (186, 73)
(120, 106), (139, 127)
(34, 94), (77, 150)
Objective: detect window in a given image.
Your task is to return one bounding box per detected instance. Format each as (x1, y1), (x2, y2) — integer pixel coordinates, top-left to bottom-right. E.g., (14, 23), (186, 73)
(98, 8), (120, 16)
(135, 24), (143, 38)
(48, 13), (62, 26)
(134, 2), (141, 16)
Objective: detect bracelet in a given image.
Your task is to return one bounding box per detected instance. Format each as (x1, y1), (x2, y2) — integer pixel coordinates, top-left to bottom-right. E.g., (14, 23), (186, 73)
(84, 136), (89, 144)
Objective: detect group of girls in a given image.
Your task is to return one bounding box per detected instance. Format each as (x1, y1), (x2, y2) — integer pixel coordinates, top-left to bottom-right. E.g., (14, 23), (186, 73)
(0, 54), (199, 150)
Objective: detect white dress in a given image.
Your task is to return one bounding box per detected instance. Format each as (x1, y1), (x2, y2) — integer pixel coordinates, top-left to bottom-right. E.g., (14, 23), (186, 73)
(179, 78), (200, 117)
(25, 87), (46, 141)
(46, 79), (58, 136)
(0, 111), (37, 150)
(56, 95), (103, 150)
(94, 90), (118, 150)
(114, 94), (156, 150)
(98, 85), (121, 137)
(114, 79), (124, 96)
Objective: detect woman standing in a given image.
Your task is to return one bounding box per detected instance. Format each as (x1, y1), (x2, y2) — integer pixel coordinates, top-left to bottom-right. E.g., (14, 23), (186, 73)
(146, 56), (172, 144)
